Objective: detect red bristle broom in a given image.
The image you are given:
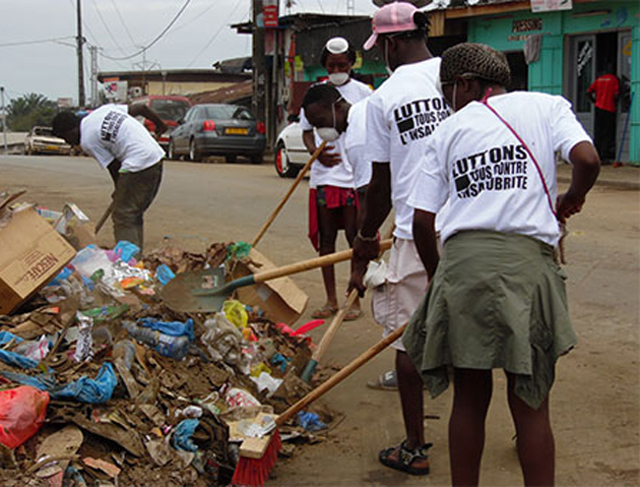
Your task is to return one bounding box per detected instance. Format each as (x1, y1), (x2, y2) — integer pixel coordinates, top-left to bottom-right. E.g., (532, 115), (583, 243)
(232, 322), (409, 486)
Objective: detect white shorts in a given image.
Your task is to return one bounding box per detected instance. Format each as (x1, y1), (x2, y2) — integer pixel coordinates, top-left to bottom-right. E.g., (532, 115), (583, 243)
(371, 238), (428, 351)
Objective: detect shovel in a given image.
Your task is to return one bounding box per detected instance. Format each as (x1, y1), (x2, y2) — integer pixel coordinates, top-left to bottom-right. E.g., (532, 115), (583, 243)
(162, 239), (392, 313)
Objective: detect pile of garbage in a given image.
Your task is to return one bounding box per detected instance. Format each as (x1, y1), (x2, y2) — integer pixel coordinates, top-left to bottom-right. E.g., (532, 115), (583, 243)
(0, 209), (333, 486)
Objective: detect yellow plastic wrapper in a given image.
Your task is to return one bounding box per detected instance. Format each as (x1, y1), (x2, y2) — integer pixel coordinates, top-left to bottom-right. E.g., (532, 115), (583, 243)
(223, 300), (248, 329)
(250, 363), (272, 378)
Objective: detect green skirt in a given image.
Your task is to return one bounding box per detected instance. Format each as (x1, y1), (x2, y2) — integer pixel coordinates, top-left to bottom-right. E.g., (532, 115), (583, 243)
(402, 230), (576, 409)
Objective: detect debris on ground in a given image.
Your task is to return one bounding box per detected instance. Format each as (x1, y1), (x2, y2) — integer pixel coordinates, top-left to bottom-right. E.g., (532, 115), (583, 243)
(0, 197), (333, 487)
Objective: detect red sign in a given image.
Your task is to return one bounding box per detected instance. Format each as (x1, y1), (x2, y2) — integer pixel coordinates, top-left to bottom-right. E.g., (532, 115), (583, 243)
(264, 5), (278, 28)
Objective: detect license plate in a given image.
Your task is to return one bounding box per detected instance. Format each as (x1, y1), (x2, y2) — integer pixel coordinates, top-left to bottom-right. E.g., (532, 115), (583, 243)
(45, 145), (59, 151)
(225, 127), (248, 135)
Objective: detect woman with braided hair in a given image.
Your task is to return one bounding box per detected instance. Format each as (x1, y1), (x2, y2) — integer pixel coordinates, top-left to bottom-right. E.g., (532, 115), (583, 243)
(403, 43), (601, 486)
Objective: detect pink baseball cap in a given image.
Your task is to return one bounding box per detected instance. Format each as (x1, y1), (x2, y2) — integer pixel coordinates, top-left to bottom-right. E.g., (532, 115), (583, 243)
(363, 2), (420, 51)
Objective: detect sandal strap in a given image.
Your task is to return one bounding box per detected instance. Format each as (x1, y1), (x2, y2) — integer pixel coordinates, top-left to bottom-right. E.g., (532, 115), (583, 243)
(399, 440), (432, 465)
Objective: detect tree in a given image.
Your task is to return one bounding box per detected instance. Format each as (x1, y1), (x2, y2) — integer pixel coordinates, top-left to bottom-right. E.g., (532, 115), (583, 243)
(6, 93), (58, 131)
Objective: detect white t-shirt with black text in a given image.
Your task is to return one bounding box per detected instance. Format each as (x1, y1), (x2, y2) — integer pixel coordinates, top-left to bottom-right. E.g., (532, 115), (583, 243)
(344, 99), (370, 189)
(408, 92), (592, 246)
(299, 78), (373, 188)
(365, 58), (449, 240)
(80, 104), (165, 173)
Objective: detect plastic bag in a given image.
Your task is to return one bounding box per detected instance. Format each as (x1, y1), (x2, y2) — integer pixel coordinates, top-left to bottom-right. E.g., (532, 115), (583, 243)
(138, 317), (195, 342)
(225, 388), (261, 409)
(201, 315), (245, 369)
(0, 386), (50, 449)
(155, 264), (176, 286)
(172, 419), (199, 452)
(297, 411), (327, 432)
(53, 363), (117, 404)
(113, 240), (140, 263)
(13, 335), (51, 361)
(223, 300), (248, 329)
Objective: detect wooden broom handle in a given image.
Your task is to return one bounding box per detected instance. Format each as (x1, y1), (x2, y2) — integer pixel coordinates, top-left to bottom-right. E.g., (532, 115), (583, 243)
(277, 322), (408, 426)
(311, 226), (395, 363)
(253, 239), (392, 284)
(312, 289), (359, 362)
(95, 201), (115, 234)
(251, 141), (327, 248)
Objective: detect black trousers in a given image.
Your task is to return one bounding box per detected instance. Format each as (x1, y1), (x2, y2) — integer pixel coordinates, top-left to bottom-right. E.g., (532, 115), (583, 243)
(594, 107), (616, 162)
(111, 161), (163, 251)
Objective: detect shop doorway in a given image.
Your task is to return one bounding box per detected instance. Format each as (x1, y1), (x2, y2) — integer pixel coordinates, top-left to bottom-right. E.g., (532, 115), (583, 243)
(505, 51), (528, 92)
(568, 30), (632, 162)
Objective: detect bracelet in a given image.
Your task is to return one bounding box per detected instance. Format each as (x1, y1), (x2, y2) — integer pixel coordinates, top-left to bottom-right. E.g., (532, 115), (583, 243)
(356, 230), (378, 242)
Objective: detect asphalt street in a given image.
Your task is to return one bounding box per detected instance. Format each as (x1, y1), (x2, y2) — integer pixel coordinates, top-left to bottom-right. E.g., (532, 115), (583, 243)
(1, 154), (638, 486)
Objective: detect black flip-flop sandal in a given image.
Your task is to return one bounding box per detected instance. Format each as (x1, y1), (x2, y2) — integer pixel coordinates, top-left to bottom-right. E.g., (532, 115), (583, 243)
(379, 440), (433, 476)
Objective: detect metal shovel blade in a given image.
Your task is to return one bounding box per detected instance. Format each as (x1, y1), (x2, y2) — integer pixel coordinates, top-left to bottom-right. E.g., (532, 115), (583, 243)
(161, 267), (227, 313)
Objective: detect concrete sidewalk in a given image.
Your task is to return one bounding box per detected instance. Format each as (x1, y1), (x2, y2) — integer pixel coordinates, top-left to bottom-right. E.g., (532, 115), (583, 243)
(557, 162), (640, 190)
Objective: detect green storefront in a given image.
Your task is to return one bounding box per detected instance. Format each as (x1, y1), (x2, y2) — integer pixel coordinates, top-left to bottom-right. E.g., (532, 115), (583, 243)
(467, 1), (639, 164)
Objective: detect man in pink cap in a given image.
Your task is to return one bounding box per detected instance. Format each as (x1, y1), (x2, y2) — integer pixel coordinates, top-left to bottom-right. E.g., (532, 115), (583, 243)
(349, 1), (450, 476)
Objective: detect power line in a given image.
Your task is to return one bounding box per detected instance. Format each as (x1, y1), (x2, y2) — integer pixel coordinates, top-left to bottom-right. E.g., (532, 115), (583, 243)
(186, 0), (244, 67)
(0, 36), (76, 48)
(101, 0), (192, 61)
(92, 0), (128, 55)
(110, 0), (137, 46)
(169, 0), (220, 34)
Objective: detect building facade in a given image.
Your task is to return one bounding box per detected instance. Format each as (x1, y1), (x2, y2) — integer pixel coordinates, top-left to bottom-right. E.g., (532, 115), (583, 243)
(458, 0), (638, 163)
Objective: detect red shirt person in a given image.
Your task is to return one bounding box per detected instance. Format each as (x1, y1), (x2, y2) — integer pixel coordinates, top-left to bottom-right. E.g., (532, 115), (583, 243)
(587, 69), (619, 162)
(588, 73), (620, 113)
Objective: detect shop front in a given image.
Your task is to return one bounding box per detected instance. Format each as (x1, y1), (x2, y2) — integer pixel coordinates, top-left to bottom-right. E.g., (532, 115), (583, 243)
(466, 1), (639, 164)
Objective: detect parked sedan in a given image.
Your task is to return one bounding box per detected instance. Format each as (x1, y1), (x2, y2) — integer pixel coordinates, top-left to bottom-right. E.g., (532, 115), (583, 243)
(274, 119), (308, 178)
(24, 126), (71, 155)
(168, 104), (265, 163)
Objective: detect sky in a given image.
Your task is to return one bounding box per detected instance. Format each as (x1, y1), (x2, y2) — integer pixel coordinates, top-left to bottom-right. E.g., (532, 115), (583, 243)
(0, 0), (380, 104)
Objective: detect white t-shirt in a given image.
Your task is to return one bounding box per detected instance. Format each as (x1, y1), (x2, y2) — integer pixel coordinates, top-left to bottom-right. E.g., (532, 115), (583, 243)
(344, 99), (370, 189)
(80, 104), (165, 173)
(299, 78), (372, 188)
(365, 58), (450, 240)
(408, 92), (592, 247)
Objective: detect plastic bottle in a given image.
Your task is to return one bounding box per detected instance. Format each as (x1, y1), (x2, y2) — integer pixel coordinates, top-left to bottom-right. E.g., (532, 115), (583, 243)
(122, 321), (189, 360)
(113, 339), (136, 370)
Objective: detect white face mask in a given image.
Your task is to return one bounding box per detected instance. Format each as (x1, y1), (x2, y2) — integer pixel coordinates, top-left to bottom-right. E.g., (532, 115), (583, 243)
(316, 99), (342, 142)
(328, 72), (349, 86)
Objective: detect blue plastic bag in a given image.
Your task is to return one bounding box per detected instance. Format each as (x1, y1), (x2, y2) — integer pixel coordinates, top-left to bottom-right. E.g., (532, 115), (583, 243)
(114, 241), (140, 263)
(0, 332), (24, 347)
(138, 317), (194, 342)
(0, 350), (39, 370)
(53, 363), (117, 404)
(172, 419), (199, 452)
(297, 411), (327, 432)
(155, 264), (176, 286)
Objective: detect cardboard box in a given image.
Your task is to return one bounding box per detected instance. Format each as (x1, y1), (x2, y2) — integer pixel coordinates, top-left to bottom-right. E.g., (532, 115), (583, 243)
(0, 206), (76, 314)
(230, 248), (309, 326)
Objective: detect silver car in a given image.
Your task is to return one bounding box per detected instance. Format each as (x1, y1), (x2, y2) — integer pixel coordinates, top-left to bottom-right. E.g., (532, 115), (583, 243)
(168, 104), (266, 163)
(25, 126), (71, 155)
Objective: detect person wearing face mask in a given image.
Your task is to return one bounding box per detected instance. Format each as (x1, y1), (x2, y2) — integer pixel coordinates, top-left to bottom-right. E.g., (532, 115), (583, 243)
(404, 43), (600, 486)
(348, 2), (450, 477)
(298, 37), (373, 322)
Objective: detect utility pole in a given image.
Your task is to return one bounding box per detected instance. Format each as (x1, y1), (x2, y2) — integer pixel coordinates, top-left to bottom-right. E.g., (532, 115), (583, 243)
(347, 0), (355, 15)
(252, 0), (266, 130)
(76, 0), (86, 107)
(89, 45), (98, 107)
(1, 87), (7, 153)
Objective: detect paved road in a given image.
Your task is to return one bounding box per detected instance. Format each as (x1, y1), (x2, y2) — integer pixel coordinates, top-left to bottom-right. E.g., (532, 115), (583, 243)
(1, 155), (638, 486)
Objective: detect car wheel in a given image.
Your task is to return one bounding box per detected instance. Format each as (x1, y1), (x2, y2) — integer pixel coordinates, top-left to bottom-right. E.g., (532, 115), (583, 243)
(168, 140), (176, 161)
(225, 155), (237, 164)
(250, 153), (263, 165)
(274, 141), (299, 178)
(189, 138), (201, 162)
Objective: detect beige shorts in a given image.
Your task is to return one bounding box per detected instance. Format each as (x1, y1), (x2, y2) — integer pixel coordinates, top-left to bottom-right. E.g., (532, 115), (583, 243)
(371, 238), (428, 351)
